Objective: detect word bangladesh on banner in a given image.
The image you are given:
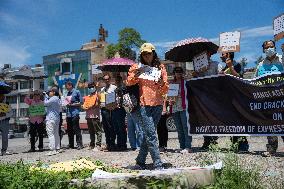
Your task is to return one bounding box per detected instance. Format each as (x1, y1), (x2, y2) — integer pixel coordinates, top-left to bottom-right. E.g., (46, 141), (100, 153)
(186, 73), (284, 136)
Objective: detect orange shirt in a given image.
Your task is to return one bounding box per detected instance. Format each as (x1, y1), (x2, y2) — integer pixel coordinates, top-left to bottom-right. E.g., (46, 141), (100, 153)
(127, 63), (169, 106)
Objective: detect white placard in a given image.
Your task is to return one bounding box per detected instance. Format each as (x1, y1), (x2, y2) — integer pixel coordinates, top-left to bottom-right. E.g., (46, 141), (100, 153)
(186, 62), (194, 71)
(167, 84), (179, 97)
(274, 13), (284, 41)
(105, 92), (116, 105)
(138, 64), (161, 82)
(193, 52), (209, 72)
(92, 64), (102, 75)
(219, 31), (241, 52)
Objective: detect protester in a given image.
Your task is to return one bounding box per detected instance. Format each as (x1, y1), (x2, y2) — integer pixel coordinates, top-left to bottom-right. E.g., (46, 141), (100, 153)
(220, 52), (249, 152)
(127, 113), (143, 151)
(157, 99), (169, 153)
(255, 40), (284, 156)
(192, 52), (219, 150)
(82, 87), (102, 151)
(127, 43), (169, 169)
(100, 74), (117, 151)
(24, 90), (45, 152)
(44, 87), (61, 156)
(170, 67), (193, 153)
(0, 94), (12, 156)
(112, 75), (127, 151)
(65, 81), (83, 150)
(52, 85), (64, 147)
(220, 52), (242, 77)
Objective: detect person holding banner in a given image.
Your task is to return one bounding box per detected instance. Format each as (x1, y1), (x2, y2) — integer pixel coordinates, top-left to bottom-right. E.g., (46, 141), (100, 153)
(24, 90), (45, 152)
(255, 40), (284, 156)
(126, 43), (169, 170)
(100, 74), (117, 151)
(192, 51), (219, 150)
(220, 52), (249, 152)
(170, 67), (192, 153)
(44, 87), (61, 156)
(0, 94), (12, 156)
(220, 52), (242, 77)
(255, 40), (284, 77)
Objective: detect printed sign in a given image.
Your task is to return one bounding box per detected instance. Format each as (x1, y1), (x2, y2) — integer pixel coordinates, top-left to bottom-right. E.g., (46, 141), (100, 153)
(138, 64), (162, 82)
(193, 52), (209, 72)
(105, 92), (116, 105)
(28, 104), (46, 116)
(219, 31), (241, 52)
(167, 84), (179, 97)
(0, 103), (9, 113)
(274, 13), (284, 41)
(62, 96), (72, 107)
(92, 64), (102, 75)
(186, 73), (284, 136)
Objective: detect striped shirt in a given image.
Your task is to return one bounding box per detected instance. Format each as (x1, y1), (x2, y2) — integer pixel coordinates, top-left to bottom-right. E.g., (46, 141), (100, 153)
(44, 95), (60, 122)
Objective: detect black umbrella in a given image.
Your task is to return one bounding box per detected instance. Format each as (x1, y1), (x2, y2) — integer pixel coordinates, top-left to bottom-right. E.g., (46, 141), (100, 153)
(165, 37), (219, 62)
(0, 81), (12, 94)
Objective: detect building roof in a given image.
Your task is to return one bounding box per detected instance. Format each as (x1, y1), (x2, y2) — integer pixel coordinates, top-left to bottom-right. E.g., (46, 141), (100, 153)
(1, 65), (46, 80)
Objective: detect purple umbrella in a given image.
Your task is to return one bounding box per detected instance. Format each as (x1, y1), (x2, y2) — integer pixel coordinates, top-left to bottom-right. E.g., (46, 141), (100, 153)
(98, 57), (135, 72)
(165, 37), (219, 62)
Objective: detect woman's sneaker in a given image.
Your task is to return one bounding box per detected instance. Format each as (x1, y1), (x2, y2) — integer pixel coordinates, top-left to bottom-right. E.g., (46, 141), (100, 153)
(180, 148), (192, 154)
(46, 150), (59, 156)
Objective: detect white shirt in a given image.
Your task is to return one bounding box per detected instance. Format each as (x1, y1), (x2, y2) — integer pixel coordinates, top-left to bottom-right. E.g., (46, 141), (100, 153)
(100, 84), (117, 94)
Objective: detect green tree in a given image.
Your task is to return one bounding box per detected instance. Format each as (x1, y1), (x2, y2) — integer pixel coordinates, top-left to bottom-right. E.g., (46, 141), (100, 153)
(239, 57), (248, 68)
(105, 44), (119, 59)
(105, 28), (146, 60)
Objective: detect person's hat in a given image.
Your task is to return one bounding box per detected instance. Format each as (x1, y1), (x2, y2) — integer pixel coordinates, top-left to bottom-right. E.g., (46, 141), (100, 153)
(49, 87), (59, 94)
(140, 43), (155, 54)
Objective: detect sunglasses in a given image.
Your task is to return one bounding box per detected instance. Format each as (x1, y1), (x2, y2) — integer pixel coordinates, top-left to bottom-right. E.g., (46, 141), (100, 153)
(175, 70), (183, 73)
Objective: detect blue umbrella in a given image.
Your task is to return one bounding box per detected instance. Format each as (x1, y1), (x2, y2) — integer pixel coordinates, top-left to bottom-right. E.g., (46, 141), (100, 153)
(0, 81), (12, 94)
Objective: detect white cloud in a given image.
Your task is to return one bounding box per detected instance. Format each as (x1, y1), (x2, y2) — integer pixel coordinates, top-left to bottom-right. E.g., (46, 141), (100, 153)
(241, 26), (273, 38)
(152, 41), (178, 49)
(154, 25), (273, 49)
(0, 40), (31, 68)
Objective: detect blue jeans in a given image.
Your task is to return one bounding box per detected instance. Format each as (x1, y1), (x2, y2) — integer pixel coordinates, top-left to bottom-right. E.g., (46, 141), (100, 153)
(127, 113), (143, 149)
(173, 110), (192, 149)
(131, 105), (163, 168)
(112, 108), (127, 149)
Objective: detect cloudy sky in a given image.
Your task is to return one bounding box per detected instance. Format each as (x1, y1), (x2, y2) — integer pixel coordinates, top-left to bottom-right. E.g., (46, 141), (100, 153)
(0, 0), (283, 68)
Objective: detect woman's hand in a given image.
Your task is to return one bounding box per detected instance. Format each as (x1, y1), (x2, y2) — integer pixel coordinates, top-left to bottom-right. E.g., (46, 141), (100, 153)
(225, 58), (233, 67)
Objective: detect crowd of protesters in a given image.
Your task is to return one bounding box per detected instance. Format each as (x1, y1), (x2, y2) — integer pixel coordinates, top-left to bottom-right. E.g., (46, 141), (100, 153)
(0, 40), (284, 167)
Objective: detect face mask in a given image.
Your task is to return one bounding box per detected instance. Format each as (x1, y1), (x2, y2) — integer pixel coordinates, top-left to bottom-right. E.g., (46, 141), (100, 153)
(264, 47), (276, 57)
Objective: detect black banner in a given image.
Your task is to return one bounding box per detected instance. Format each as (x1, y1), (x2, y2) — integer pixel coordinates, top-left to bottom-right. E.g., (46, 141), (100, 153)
(186, 73), (284, 136)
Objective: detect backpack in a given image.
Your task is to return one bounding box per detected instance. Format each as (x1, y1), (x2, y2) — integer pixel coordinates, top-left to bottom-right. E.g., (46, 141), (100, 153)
(122, 84), (139, 113)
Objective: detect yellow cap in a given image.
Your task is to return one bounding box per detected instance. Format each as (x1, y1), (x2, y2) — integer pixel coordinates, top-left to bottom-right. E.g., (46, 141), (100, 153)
(140, 43), (155, 54)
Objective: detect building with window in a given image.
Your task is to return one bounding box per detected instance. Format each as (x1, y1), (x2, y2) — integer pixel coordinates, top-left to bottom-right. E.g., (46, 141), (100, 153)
(0, 64), (45, 131)
(43, 24), (108, 96)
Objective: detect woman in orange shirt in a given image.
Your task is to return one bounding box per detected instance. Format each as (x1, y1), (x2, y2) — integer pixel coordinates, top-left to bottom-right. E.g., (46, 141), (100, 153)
(127, 43), (169, 170)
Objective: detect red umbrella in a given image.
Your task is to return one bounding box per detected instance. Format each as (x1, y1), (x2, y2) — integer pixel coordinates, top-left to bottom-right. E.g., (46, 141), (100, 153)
(165, 37), (219, 62)
(98, 57), (135, 72)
